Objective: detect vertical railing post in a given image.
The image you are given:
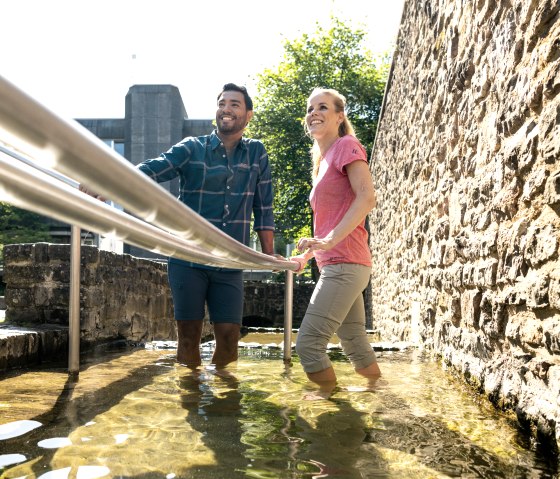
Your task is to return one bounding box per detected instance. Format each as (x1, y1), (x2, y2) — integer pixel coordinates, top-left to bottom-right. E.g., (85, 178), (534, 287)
(68, 225), (81, 376)
(283, 270), (294, 364)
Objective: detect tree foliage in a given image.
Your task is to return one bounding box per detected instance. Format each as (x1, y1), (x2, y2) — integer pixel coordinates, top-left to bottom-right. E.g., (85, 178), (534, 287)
(0, 202), (51, 262)
(248, 17), (390, 243)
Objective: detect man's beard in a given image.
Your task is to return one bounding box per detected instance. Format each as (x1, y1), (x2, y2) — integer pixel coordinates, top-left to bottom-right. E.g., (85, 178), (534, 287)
(217, 116), (245, 134)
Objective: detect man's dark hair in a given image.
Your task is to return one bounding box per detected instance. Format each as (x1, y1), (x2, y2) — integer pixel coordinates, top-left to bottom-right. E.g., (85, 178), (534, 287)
(218, 83), (253, 111)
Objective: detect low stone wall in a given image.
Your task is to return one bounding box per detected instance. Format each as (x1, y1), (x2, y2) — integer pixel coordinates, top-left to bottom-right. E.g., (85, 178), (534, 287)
(0, 324), (68, 371)
(2, 243), (314, 344)
(243, 280), (314, 328)
(4, 243), (175, 345)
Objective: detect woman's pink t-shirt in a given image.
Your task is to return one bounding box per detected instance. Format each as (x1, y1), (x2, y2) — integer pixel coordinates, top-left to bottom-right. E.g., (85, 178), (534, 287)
(309, 135), (372, 270)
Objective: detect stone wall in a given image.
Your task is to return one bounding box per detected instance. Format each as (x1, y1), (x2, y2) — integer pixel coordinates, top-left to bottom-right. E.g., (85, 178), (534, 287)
(3, 244), (312, 342)
(4, 243), (175, 344)
(368, 0), (560, 448)
(243, 280), (314, 328)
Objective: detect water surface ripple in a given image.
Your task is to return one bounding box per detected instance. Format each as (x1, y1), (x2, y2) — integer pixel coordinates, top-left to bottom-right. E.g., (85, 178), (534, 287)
(0, 335), (557, 478)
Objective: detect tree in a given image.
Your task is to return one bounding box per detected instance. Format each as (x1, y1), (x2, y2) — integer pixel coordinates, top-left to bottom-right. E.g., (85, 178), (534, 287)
(0, 202), (51, 262)
(248, 17), (390, 244)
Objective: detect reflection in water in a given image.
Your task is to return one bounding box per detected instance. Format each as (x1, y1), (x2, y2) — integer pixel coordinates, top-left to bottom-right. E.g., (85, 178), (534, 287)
(177, 367), (248, 478)
(0, 336), (557, 478)
(0, 420), (42, 440)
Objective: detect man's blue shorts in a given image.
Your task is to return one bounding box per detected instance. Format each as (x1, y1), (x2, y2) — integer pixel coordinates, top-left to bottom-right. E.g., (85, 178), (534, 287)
(167, 261), (243, 324)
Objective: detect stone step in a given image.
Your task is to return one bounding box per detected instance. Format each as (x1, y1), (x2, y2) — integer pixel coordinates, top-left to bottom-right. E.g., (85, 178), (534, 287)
(0, 324), (68, 372)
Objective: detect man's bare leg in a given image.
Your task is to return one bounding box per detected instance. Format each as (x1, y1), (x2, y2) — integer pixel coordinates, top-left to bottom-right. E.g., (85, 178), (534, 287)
(176, 320), (203, 368)
(211, 323), (241, 369)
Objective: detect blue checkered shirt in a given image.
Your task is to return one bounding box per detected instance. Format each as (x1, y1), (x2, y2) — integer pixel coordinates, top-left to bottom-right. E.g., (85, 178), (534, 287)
(136, 130), (274, 267)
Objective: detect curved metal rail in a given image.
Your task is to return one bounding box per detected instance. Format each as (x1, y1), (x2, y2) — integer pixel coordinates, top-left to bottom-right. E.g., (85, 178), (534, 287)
(0, 154), (274, 268)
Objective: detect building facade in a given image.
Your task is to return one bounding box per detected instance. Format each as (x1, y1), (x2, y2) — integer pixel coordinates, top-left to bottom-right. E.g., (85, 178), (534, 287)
(74, 84), (214, 258)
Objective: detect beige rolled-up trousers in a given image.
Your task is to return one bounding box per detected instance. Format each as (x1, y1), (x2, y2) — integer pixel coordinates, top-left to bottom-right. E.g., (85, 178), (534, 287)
(295, 263), (378, 373)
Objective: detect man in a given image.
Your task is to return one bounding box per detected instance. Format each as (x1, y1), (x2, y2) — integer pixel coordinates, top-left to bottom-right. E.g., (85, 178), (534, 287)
(83, 83), (275, 369)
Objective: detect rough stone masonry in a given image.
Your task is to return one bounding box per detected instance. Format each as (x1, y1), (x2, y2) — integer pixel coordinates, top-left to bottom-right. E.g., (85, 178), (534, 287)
(368, 0), (560, 449)
(1, 242), (313, 371)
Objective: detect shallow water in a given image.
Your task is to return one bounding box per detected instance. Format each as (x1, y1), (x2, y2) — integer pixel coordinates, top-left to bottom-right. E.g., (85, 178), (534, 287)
(0, 333), (557, 479)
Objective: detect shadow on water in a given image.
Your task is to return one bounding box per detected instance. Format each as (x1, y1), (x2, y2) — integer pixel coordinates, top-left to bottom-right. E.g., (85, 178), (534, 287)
(0, 341), (558, 478)
(358, 390), (556, 478)
(171, 357), (558, 479)
(248, 380), (556, 477)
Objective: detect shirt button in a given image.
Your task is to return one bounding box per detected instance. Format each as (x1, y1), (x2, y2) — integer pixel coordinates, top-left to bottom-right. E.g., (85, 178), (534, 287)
(223, 154), (226, 158)
(227, 186), (230, 189)
(223, 223), (226, 227)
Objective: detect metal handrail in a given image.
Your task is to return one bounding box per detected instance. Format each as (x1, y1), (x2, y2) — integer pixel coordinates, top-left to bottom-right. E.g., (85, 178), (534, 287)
(0, 154), (269, 268)
(0, 144), (79, 188)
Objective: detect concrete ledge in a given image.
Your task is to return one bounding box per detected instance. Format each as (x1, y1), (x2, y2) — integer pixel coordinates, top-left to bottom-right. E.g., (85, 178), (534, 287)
(0, 324), (68, 372)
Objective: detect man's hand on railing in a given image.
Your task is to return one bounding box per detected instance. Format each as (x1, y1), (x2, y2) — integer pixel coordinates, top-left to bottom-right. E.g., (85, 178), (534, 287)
(79, 183), (106, 202)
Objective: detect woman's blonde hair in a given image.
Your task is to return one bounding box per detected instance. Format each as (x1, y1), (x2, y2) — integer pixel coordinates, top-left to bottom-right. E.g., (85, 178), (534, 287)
(304, 88), (357, 179)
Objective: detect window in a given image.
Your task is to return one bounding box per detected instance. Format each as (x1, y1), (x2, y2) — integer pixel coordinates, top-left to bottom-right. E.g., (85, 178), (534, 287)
(103, 139), (125, 157)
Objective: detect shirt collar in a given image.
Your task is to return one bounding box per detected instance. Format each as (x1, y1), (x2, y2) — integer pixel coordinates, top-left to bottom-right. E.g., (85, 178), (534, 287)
(210, 129), (248, 151)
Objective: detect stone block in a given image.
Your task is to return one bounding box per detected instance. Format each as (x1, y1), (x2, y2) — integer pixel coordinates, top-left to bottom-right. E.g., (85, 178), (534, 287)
(4, 265), (44, 286)
(525, 273), (550, 310)
(33, 285), (52, 306)
(82, 287), (104, 309)
(100, 249), (123, 267)
(519, 318), (544, 347)
(47, 243), (71, 262)
(521, 168), (548, 202)
(462, 264), (475, 286)
(543, 317), (560, 354)
(461, 289), (482, 329)
(5, 287), (34, 310)
(80, 245), (100, 265)
(544, 169), (560, 205)
(131, 313), (149, 341)
(51, 264), (70, 283)
(505, 315), (522, 346)
(549, 274), (560, 310)
(33, 243), (50, 263)
(524, 225), (558, 267)
(50, 286), (70, 308)
(475, 259), (498, 287)
(3, 244), (34, 263)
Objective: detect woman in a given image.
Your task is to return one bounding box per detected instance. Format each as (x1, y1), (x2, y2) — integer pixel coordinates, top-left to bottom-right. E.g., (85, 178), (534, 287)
(291, 87), (381, 400)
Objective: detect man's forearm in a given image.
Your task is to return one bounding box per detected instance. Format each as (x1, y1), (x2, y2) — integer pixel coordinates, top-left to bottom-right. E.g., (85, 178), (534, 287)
(257, 230), (275, 255)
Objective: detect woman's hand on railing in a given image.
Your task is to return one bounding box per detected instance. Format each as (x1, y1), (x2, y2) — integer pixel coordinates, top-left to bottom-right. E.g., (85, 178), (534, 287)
(290, 254), (309, 274)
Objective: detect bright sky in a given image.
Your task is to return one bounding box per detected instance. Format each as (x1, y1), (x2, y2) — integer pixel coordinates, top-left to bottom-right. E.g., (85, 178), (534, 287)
(1, 0), (404, 120)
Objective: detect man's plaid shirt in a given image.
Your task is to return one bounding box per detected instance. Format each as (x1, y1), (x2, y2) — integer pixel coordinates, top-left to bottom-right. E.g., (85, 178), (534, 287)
(137, 130), (274, 261)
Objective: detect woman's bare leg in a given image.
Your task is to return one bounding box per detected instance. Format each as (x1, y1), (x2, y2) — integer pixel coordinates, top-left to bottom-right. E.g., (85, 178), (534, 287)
(305, 366), (337, 400)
